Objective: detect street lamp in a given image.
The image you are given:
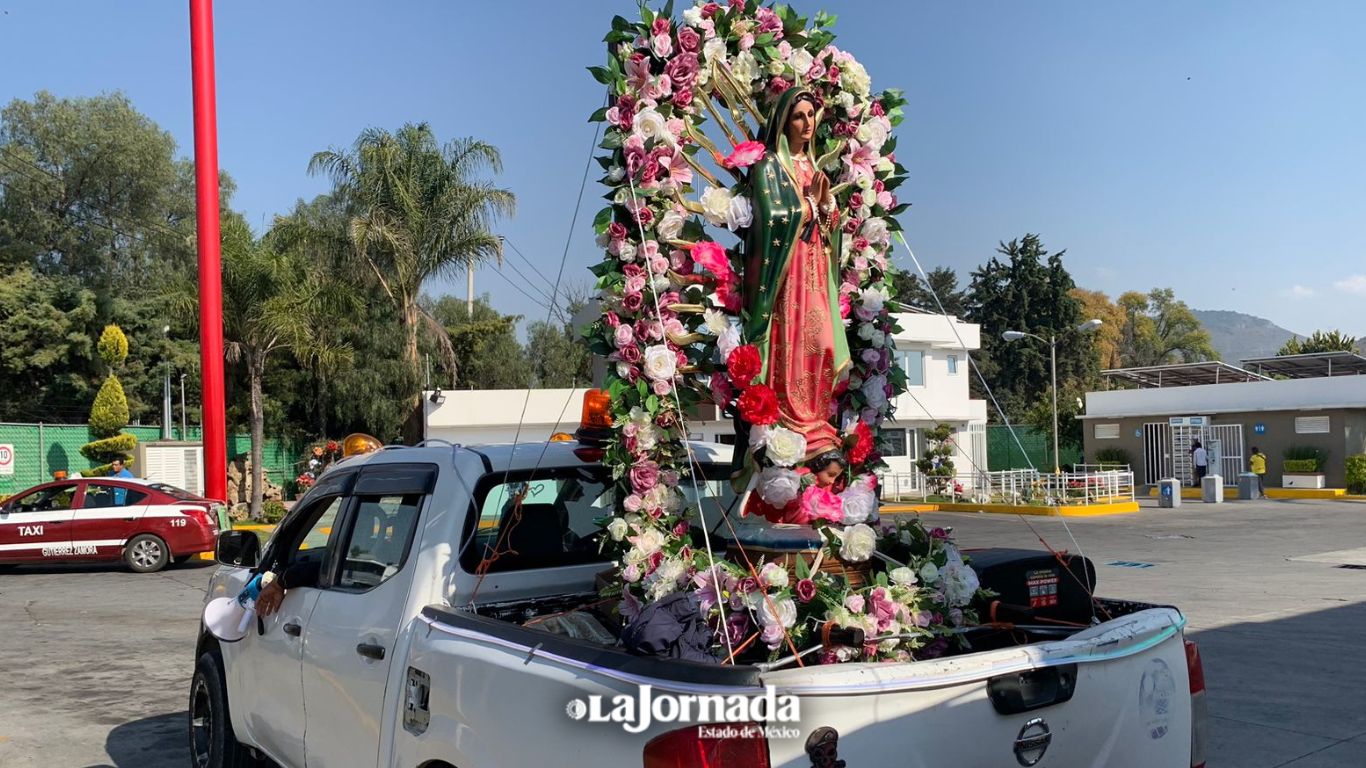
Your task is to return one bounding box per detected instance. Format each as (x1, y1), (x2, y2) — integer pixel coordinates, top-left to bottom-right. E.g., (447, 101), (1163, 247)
(1002, 319), (1103, 473)
(162, 325), (173, 440)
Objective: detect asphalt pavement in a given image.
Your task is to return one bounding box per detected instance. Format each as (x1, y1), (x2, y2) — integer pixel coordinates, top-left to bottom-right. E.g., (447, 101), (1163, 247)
(0, 497), (1363, 767)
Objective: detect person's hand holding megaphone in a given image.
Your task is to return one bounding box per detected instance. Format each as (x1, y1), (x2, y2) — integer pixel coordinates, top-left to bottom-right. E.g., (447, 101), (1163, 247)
(256, 577), (285, 617)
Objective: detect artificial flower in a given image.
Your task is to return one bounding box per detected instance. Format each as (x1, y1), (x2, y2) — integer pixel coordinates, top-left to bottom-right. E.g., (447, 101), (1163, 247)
(722, 140), (766, 169)
(839, 523), (878, 562)
(764, 426), (808, 467)
(801, 486), (845, 524)
(726, 344), (762, 388)
(642, 345), (678, 381)
(757, 465), (802, 507)
(737, 384), (779, 425)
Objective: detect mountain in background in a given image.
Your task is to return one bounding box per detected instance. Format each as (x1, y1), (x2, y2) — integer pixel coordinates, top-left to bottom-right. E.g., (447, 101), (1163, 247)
(1192, 309), (1302, 364)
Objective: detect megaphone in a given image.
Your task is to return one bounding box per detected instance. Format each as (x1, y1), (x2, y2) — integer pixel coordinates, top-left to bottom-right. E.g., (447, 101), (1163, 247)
(203, 572), (274, 642)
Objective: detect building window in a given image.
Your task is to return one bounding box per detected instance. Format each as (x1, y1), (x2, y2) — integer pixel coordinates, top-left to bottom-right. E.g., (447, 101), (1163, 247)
(947, 355), (959, 375)
(902, 350), (924, 387)
(714, 434), (737, 445)
(883, 429), (907, 457)
(1094, 423), (1120, 440)
(1295, 416), (1330, 434)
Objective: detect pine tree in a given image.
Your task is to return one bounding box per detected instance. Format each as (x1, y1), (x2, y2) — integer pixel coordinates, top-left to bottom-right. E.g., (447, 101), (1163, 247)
(80, 325), (138, 473)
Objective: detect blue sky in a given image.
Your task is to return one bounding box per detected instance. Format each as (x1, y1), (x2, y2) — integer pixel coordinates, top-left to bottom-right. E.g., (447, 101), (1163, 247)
(3, 1), (1364, 338)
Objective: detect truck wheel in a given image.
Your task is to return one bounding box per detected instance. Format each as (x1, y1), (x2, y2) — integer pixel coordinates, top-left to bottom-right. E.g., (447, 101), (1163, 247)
(125, 534), (169, 573)
(190, 652), (260, 768)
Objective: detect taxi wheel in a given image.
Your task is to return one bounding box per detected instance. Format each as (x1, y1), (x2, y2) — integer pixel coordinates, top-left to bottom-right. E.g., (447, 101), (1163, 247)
(190, 652), (261, 768)
(125, 534), (170, 573)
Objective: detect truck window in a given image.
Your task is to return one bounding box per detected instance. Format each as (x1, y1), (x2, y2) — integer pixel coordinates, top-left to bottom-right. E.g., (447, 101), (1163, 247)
(462, 465), (738, 573)
(335, 494), (422, 591)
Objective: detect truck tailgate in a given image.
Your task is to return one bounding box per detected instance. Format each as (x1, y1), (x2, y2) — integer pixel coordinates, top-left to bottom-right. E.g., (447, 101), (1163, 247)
(763, 608), (1191, 768)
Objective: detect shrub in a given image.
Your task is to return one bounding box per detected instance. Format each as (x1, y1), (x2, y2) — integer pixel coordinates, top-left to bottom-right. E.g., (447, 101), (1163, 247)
(97, 324), (129, 367)
(1094, 447), (1131, 467)
(1346, 455), (1366, 494)
(1283, 459), (1320, 474)
(82, 324), (137, 469)
(87, 376), (131, 436)
(261, 500), (288, 524)
(1283, 446), (1327, 472)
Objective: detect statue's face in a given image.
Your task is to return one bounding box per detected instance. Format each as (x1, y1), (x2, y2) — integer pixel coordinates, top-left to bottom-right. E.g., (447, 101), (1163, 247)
(785, 98), (816, 149)
(814, 460), (843, 488)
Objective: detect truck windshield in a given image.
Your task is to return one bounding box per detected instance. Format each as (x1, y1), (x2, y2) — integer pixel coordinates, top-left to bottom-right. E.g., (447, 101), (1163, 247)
(461, 463), (738, 573)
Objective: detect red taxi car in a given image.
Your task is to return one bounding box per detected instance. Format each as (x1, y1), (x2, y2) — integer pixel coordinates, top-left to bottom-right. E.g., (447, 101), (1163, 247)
(0, 478), (220, 572)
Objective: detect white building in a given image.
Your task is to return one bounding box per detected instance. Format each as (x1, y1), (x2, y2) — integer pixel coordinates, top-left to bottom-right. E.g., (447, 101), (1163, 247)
(423, 312), (988, 482)
(880, 313), (990, 486)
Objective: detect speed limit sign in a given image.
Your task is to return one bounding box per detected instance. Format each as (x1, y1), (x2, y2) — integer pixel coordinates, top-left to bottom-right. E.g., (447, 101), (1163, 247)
(0, 444), (14, 476)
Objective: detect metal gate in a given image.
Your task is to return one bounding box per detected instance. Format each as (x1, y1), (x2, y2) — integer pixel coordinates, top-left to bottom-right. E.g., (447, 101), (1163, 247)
(1210, 424), (1244, 485)
(1143, 422), (1171, 486)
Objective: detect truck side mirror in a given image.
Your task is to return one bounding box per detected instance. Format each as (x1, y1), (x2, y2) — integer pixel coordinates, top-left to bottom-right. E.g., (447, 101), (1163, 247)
(215, 530), (260, 568)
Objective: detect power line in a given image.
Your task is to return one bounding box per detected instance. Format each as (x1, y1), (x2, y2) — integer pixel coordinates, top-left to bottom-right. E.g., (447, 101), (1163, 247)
(499, 236), (560, 297)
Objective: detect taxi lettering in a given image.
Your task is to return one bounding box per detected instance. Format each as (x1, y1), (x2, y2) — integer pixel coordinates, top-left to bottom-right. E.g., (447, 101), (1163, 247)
(19, 525), (43, 536)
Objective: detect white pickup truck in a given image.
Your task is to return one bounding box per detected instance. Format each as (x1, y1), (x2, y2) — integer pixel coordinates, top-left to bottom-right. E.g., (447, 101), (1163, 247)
(190, 440), (1207, 768)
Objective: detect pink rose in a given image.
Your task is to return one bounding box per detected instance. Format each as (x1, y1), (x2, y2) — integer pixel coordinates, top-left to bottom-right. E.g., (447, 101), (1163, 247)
(652, 378), (673, 396)
(839, 292), (851, 319)
(622, 292), (644, 312)
(760, 622), (785, 649)
(613, 323), (634, 349)
(608, 222), (628, 242)
(843, 217), (861, 235)
(677, 26), (700, 53)
(828, 65), (840, 84)
(849, 192), (864, 209)
(665, 53), (699, 89)
(738, 33), (754, 50)
(871, 101), (886, 117)
(878, 191), (895, 209)
(756, 7), (783, 35)
(604, 311), (620, 328)
(630, 461), (660, 493)
(715, 279), (741, 313)
(651, 17), (671, 36)
(624, 494), (643, 512)
(672, 88), (694, 111)
(727, 0), (744, 9)
(669, 248), (693, 272)
(619, 342), (643, 363)
(702, 2), (720, 19)
(738, 576), (759, 595)
(801, 485), (845, 525)
(674, 520), (690, 537)
(767, 76), (791, 96)
(795, 578), (817, 603)
(721, 140), (766, 170)
(844, 594), (865, 613)
(853, 236), (869, 252)
(691, 241), (732, 279)
(652, 33), (673, 59)
(710, 373), (735, 406)
(873, 179), (885, 193)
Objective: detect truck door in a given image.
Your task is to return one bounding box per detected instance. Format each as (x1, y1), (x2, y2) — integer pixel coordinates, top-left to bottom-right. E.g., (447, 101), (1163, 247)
(301, 463), (434, 768)
(0, 483), (77, 562)
(228, 488), (349, 768)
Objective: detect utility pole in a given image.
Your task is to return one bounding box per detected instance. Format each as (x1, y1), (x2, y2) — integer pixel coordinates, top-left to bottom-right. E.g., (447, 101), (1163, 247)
(162, 325), (173, 440)
(180, 373), (188, 439)
(467, 266), (474, 318)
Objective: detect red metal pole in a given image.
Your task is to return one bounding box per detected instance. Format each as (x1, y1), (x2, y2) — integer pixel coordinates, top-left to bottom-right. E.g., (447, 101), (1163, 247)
(189, 0), (227, 504)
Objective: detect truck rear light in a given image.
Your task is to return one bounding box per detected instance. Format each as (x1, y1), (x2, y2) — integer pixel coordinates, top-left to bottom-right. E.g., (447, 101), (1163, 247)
(642, 723), (770, 768)
(1186, 639), (1207, 768)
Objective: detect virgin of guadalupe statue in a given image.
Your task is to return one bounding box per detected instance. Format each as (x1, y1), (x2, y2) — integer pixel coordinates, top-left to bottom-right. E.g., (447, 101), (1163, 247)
(740, 87), (851, 461)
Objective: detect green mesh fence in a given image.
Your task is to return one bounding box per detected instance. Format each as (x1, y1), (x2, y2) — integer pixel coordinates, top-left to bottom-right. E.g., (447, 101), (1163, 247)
(0, 422), (303, 496)
(986, 424), (1080, 471)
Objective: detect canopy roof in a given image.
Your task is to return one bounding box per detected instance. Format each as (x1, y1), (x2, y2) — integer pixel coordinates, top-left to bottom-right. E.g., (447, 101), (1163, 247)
(1101, 361), (1270, 388)
(1241, 351), (1366, 379)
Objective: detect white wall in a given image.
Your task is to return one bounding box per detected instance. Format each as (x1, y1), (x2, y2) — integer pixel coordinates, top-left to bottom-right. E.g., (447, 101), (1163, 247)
(1084, 375), (1366, 419)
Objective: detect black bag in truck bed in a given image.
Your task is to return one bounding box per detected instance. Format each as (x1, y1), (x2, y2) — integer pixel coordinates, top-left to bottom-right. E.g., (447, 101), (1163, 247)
(967, 548), (1097, 625)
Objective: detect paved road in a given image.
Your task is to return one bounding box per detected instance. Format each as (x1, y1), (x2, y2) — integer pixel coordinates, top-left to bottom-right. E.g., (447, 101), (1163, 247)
(0, 497), (1363, 766)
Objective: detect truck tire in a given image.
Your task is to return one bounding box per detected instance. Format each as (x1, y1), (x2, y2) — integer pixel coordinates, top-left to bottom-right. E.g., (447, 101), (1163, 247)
(189, 651), (260, 768)
(125, 534), (169, 573)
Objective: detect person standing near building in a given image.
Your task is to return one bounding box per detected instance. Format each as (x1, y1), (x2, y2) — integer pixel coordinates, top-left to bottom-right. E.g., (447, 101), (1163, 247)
(1249, 446), (1268, 494)
(1191, 440), (1209, 487)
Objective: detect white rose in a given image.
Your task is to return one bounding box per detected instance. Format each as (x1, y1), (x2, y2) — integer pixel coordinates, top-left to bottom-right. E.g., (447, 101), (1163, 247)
(876, 156), (895, 173)
(764, 426), (808, 468)
(703, 308), (730, 335)
(717, 324), (740, 361)
(703, 37), (727, 64)
(871, 330), (886, 348)
(857, 322), (876, 341)
(788, 48), (814, 79)
(758, 596), (798, 628)
(842, 59), (871, 97)
(919, 561), (941, 583)
(633, 108), (668, 143)
(943, 548), (980, 607)
(657, 209), (686, 241)
(731, 50), (759, 83)
(861, 376), (888, 409)
(607, 518), (629, 541)
(682, 5), (703, 26)
(652, 275), (671, 292)
(748, 424), (772, 449)
(889, 566), (918, 587)
(760, 562), (790, 589)
(862, 218), (889, 245)
(607, 165), (625, 183)
(838, 481), (877, 524)
(643, 345), (678, 381)
(633, 527), (666, 557)
(616, 362), (633, 379)
(617, 241), (637, 262)
(757, 466), (802, 507)
(699, 185), (735, 228)
(725, 194), (753, 231)
(839, 524), (878, 562)
(858, 286), (887, 313)
(613, 187), (631, 205)
(835, 91), (856, 112)
(766, 58), (786, 77)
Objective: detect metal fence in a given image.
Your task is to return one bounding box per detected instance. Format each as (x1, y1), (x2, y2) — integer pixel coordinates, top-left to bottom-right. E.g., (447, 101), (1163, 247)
(0, 422), (303, 497)
(882, 467), (1135, 507)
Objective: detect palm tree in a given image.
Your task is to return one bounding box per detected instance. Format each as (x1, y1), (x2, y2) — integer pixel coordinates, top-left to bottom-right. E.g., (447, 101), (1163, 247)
(308, 124), (514, 438)
(220, 214), (353, 518)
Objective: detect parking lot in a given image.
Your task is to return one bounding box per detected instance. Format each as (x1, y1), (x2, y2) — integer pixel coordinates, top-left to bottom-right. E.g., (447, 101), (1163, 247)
(1, 497), (1364, 767)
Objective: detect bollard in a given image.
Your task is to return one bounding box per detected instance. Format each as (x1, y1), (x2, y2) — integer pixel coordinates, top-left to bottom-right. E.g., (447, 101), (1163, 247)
(1201, 475), (1224, 503)
(1159, 478), (1181, 508)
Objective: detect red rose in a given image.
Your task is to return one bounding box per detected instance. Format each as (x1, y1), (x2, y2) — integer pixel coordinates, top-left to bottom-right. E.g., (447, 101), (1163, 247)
(795, 578), (817, 603)
(737, 384), (779, 426)
(847, 421), (875, 466)
(726, 344), (762, 389)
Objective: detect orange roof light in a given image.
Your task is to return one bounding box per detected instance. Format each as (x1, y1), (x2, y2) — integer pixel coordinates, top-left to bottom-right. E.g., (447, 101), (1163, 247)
(549, 432), (575, 442)
(342, 433), (383, 457)
(581, 389), (613, 430)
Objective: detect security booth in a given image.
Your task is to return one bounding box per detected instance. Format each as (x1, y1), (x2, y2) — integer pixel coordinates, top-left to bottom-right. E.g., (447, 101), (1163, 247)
(1083, 362), (1366, 491)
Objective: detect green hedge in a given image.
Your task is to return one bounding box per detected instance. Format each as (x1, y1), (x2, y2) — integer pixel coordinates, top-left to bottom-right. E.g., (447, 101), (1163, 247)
(1347, 455), (1366, 494)
(1284, 446), (1327, 472)
(1283, 459), (1320, 473)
